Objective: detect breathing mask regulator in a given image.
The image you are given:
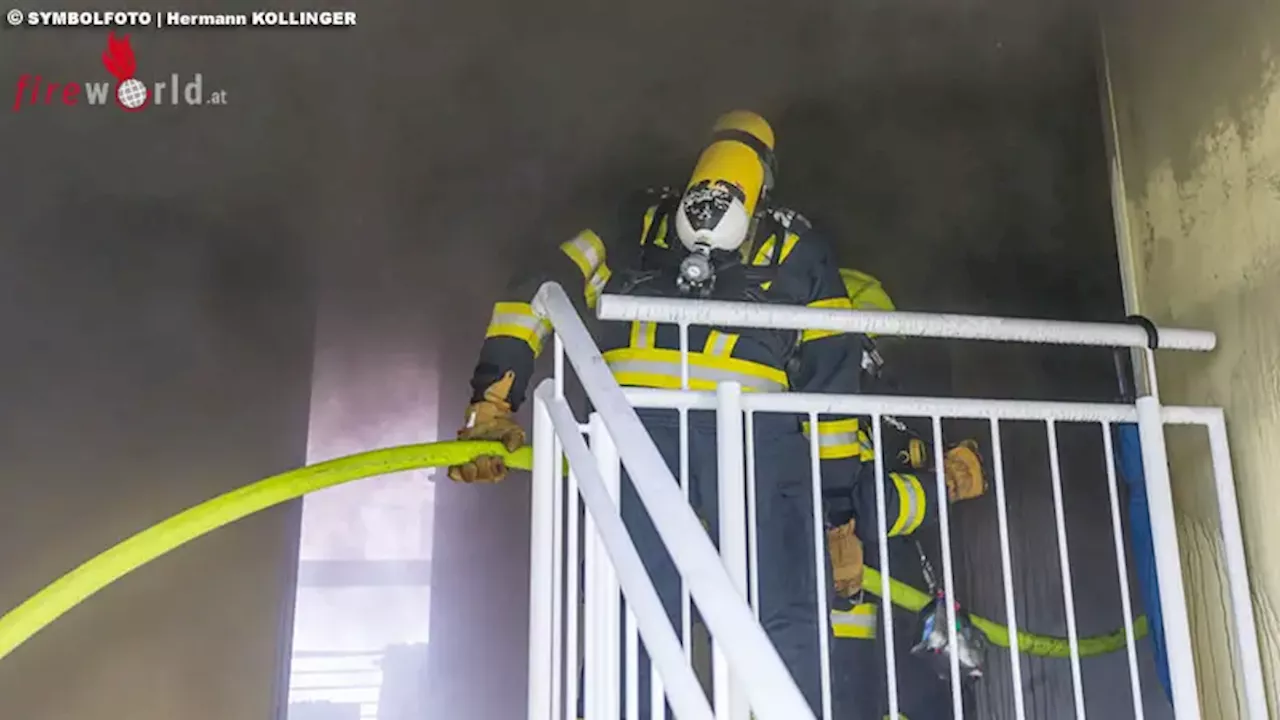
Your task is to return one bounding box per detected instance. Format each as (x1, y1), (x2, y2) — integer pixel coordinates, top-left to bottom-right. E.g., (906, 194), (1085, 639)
(909, 538), (988, 682)
(674, 110), (778, 297)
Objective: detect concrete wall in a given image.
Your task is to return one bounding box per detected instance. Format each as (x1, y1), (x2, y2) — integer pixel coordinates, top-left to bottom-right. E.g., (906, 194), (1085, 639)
(1102, 0), (1280, 714)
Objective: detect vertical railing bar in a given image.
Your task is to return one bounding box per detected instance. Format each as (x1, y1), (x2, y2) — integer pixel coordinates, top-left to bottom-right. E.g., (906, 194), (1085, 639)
(552, 333), (568, 712)
(714, 382), (750, 720)
(651, 663), (664, 720)
(1101, 422), (1145, 720)
(679, 321), (690, 390)
(988, 418), (1027, 719)
(808, 411), (834, 720)
(566, 465), (582, 720)
(528, 394), (557, 720)
(1206, 413), (1269, 719)
(583, 469), (599, 720)
(931, 416), (963, 718)
(551, 335), (566, 720)
(1045, 419), (1086, 720)
(745, 410), (760, 618)
(871, 414), (900, 719)
(593, 414), (623, 719)
(679, 321), (693, 668)
(544, 391), (717, 720)
(551, 436), (566, 720)
(626, 607), (639, 720)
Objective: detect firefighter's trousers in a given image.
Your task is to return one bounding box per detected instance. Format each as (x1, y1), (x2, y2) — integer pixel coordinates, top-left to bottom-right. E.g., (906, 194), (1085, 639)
(830, 600), (970, 720)
(619, 408), (828, 717)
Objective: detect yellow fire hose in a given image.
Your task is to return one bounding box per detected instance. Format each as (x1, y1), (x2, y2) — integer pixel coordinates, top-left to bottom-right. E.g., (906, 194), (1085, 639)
(0, 440), (1147, 664)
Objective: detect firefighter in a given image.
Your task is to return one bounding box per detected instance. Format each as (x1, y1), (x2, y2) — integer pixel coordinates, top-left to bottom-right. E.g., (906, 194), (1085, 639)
(823, 268), (988, 719)
(447, 110), (864, 715)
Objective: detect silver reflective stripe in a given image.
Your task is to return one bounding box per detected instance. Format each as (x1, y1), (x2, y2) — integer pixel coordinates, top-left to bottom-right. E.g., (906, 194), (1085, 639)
(831, 605), (878, 637)
(491, 309), (549, 335)
(632, 322), (657, 348)
(566, 232), (604, 273)
(705, 331), (735, 356)
(586, 266), (610, 304)
(889, 473), (925, 536)
(606, 358), (785, 392)
(815, 430), (860, 449)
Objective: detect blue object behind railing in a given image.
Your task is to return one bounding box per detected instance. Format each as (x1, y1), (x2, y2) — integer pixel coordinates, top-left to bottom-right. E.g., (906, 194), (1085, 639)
(1115, 422), (1172, 702)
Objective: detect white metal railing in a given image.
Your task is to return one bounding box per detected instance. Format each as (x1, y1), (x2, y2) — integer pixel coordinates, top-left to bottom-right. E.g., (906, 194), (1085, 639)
(525, 281), (1267, 720)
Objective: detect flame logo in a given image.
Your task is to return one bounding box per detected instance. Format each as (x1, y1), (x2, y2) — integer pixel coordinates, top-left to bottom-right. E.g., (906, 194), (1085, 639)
(101, 31), (136, 81)
(101, 31), (148, 112)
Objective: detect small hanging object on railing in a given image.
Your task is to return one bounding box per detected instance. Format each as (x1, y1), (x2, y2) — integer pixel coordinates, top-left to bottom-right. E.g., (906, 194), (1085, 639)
(909, 539), (987, 682)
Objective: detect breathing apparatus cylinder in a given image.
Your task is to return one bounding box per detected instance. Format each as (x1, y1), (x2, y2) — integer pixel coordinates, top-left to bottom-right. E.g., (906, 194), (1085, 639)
(674, 110), (778, 261)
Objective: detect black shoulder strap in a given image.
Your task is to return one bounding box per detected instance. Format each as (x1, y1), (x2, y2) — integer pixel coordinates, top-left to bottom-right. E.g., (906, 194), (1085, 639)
(641, 189), (681, 248)
(748, 206), (790, 266)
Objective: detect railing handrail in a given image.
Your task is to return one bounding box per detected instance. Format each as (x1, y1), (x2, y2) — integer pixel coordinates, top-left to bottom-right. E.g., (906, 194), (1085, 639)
(596, 294), (1216, 351)
(534, 283), (1266, 719)
(618, 386), (1229, 425)
(533, 282), (817, 719)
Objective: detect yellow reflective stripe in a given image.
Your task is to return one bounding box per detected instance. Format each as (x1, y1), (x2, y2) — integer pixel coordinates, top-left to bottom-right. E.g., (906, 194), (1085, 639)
(753, 232), (799, 290)
(801, 418), (863, 460)
(831, 602), (878, 639)
(641, 206), (669, 249)
(560, 230), (606, 280)
(629, 321), (658, 349)
(703, 330), (739, 357)
(751, 235), (775, 265)
(858, 429), (875, 461)
(751, 232), (800, 266)
(808, 296), (855, 310)
(782, 234), (799, 261)
(640, 206), (657, 245)
(603, 348), (788, 392)
(801, 418), (861, 434)
(560, 230), (611, 308)
(584, 264), (611, 310)
(484, 302), (550, 354)
(654, 215), (669, 248)
(887, 472), (927, 537)
(800, 296), (855, 342)
(801, 328), (842, 342)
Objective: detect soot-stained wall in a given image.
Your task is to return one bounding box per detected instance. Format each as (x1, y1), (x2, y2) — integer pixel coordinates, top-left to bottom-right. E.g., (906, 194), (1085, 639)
(1103, 0), (1280, 712)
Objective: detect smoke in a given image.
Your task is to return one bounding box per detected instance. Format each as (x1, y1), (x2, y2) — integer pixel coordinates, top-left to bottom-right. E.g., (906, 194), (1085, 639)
(0, 0), (1128, 717)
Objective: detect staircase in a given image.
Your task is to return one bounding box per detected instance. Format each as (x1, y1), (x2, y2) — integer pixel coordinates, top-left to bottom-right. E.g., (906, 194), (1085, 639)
(523, 282), (1267, 720)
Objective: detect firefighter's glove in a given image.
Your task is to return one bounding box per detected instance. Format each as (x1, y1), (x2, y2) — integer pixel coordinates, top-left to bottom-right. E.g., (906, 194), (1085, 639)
(945, 439), (987, 502)
(827, 519), (864, 599)
(447, 371), (526, 484)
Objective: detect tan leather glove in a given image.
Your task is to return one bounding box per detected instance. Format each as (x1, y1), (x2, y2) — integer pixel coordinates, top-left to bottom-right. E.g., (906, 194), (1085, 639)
(827, 519), (864, 599)
(447, 371), (526, 483)
(945, 439), (988, 501)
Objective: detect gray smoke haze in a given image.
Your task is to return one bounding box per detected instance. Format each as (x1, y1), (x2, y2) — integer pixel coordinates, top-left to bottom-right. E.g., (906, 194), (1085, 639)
(0, 0), (1164, 717)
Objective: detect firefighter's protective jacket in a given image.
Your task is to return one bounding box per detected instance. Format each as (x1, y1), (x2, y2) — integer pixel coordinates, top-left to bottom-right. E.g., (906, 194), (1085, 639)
(468, 186), (866, 476)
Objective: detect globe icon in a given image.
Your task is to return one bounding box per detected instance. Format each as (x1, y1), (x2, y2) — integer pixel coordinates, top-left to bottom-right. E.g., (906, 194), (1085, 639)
(116, 78), (148, 110)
